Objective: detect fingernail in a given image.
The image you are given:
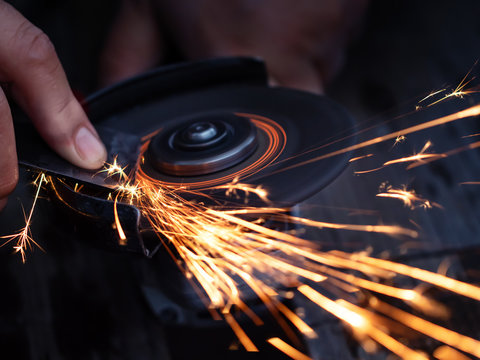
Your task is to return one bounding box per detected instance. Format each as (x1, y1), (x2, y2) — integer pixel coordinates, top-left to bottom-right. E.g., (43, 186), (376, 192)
(74, 126), (107, 167)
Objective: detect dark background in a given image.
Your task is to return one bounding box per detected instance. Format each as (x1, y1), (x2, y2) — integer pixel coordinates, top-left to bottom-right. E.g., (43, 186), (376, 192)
(1, 1), (480, 359)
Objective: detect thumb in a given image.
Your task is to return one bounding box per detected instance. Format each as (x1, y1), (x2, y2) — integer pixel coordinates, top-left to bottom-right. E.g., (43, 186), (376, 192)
(0, 1), (107, 170)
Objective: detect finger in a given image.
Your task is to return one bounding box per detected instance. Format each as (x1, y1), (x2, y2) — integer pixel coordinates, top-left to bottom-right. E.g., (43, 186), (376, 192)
(268, 58), (325, 95)
(100, 0), (163, 87)
(0, 86), (19, 207)
(0, 1), (106, 170)
(206, 42), (325, 94)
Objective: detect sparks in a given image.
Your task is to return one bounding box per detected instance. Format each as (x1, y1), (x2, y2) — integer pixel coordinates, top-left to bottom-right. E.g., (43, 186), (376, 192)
(1, 173), (47, 263)
(97, 155), (128, 181)
(212, 177), (270, 204)
(270, 103), (480, 175)
(355, 141), (447, 174)
(348, 153), (374, 163)
(267, 337), (312, 360)
(113, 193), (127, 245)
(117, 164), (480, 358)
(416, 63), (479, 109)
(116, 182), (142, 204)
(393, 135), (406, 147)
(7, 87), (480, 359)
(376, 185), (442, 210)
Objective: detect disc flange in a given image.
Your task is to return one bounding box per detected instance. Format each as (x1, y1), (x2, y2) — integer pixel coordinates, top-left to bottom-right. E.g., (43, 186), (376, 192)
(147, 113), (258, 176)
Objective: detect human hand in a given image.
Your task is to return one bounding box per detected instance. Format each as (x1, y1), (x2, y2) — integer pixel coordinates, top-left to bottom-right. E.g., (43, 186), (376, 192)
(100, 0), (368, 93)
(0, 1), (107, 210)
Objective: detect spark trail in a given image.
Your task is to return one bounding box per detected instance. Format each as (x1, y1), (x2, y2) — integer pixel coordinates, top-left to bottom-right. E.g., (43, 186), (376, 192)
(1, 173), (46, 263)
(95, 155), (480, 359)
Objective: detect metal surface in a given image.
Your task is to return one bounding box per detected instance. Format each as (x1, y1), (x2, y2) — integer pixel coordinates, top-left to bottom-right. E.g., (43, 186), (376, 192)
(147, 113), (258, 176)
(97, 85), (356, 206)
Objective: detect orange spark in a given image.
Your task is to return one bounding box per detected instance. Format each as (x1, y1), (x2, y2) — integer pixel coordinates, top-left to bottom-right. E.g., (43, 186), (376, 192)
(273, 104), (480, 175)
(97, 155), (128, 181)
(298, 285), (367, 329)
(461, 132), (480, 138)
(370, 298), (480, 358)
(393, 135), (406, 147)
(355, 141), (447, 174)
(337, 299), (430, 360)
(267, 337), (312, 360)
(376, 186), (441, 210)
(224, 313), (258, 352)
(1, 173), (46, 263)
(285, 215), (418, 238)
(212, 177), (270, 204)
(433, 345), (472, 360)
(349, 154), (374, 163)
(298, 285), (428, 360)
(383, 141), (446, 168)
(113, 193), (127, 245)
(416, 64), (478, 109)
(116, 182), (142, 204)
(347, 253), (480, 301)
(417, 89), (447, 106)
(275, 301), (317, 339)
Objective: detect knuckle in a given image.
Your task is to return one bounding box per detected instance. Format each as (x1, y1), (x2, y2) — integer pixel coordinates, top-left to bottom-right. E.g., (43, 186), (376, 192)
(11, 21), (57, 66)
(0, 1), (9, 13)
(25, 31), (56, 65)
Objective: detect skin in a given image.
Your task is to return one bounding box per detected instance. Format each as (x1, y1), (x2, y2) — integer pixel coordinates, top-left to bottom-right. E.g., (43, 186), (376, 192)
(101, 0), (369, 93)
(0, 1), (107, 210)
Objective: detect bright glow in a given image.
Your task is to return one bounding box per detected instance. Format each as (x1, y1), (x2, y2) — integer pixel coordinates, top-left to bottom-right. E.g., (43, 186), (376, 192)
(376, 185), (441, 210)
(267, 337), (312, 360)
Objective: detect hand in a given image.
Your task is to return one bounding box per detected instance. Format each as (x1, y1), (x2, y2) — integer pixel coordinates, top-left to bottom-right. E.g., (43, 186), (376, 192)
(0, 1), (107, 210)
(100, 0), (368, 93)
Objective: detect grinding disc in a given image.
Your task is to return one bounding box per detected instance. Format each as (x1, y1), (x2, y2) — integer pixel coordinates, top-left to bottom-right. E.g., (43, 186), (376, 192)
(95, 84), (355, 206)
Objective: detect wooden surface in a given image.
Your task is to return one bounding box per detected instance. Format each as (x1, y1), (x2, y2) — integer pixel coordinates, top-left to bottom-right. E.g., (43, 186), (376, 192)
(1, 1), (480, 359)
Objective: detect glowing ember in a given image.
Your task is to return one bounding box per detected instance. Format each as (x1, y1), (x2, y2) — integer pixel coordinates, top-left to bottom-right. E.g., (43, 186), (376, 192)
(113, 193), (127, 245)
(416, 64), (479, 109)
(355, 141), (447, 174)
(1, 173), (46, 263)
(393, 135), (406, 147)
(267, 337), (312, 360)
(376, 185), (442, 210)
(96, 155), (128, 181)
(273, 103), (480, 175)
(212, 177), (270, 204)
(349, 153), (374, 163)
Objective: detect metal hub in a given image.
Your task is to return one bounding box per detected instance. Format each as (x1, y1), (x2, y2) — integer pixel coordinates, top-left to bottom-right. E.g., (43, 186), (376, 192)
(147, 113), (258, 176)
(174, 121), (227, 150)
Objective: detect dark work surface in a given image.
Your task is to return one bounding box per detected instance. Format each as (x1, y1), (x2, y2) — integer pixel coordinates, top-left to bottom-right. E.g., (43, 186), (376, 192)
(1, 1), (480, 359)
